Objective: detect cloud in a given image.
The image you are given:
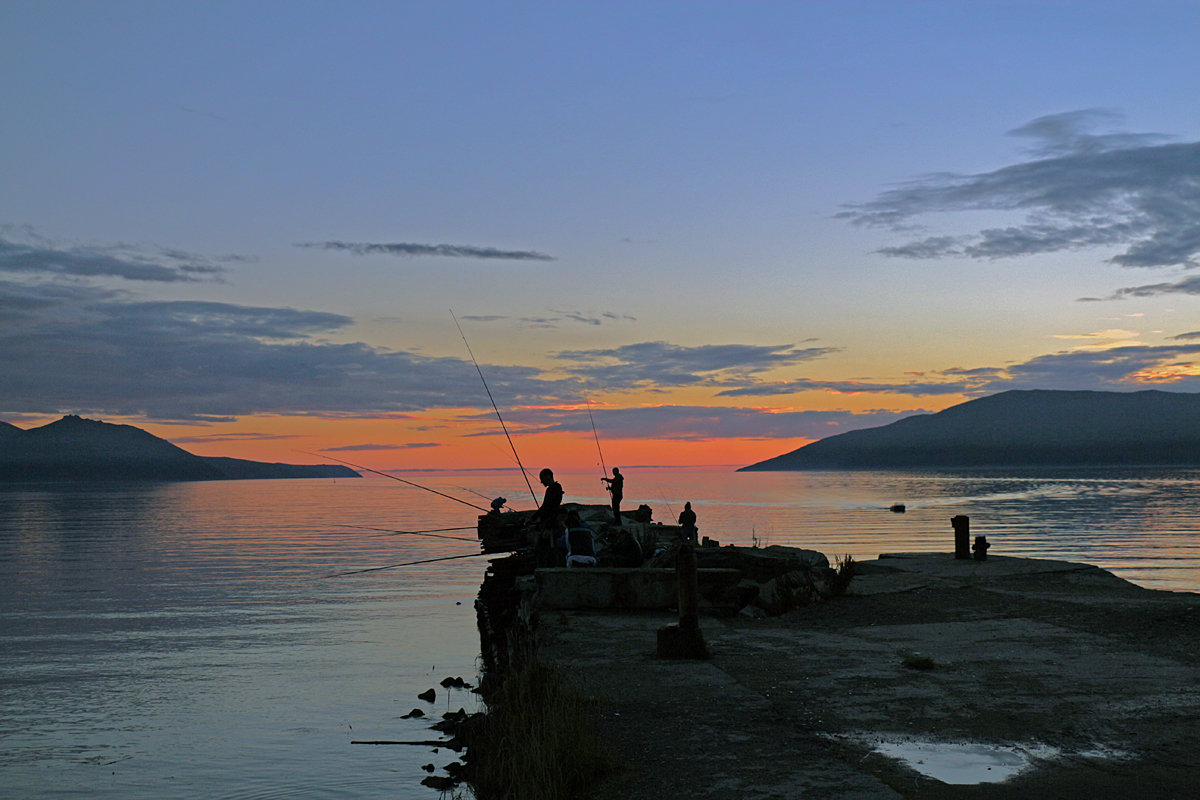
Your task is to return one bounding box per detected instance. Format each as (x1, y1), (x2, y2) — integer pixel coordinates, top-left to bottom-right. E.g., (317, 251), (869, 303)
(0, 281), (573, 421)
(551, 309), (638, 326)
(1007, 109), (1171, 158)
(460, 310), (638, 328)
(320, 442), (439, 451)
(716, 378), (972, 398)
(1050, 329), (1139, 341)
(980, 343), (1200, 390)
(721, 339), (1200, 398)
(839, 110), (1200, 269)
(466, 404), (916, 441)
(0, 228), (229, 282)
(1093, 274), (1200, 299)
(169, 431), (307, 444)
(553, 341), (837, 388)
(297, 240), (555, 261)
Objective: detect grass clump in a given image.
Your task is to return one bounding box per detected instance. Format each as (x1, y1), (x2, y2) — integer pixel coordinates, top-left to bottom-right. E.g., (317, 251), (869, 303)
(465, 658), (612, 800)
(830, 554), (857, 597)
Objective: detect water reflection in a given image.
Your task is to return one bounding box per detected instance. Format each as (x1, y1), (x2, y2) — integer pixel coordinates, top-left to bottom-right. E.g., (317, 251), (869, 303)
(2, 467), (1198, 798)
(0, 479), (485, 799)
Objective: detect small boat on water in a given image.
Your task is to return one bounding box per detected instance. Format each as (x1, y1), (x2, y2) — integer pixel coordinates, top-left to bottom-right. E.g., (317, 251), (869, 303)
(890, 503), (906, 513)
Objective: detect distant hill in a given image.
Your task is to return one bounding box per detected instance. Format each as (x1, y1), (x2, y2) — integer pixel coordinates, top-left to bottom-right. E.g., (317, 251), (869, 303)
(740, 390), (1200, 471)
(0, 415), (359, 482)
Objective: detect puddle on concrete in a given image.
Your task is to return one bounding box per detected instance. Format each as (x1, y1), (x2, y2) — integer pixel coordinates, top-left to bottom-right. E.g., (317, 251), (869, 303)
(837, 734), (1130, 785)
(871, 740), (1043, 784)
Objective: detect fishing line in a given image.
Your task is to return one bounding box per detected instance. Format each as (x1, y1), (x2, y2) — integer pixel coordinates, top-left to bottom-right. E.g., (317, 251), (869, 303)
(654, 485), (676, 520)
(324, 551), (493, 578)
(450, 309), (539, 507)
(332, 523), (478, 542)
(298, 451), (487, 512)
(453, 484), (496, 501)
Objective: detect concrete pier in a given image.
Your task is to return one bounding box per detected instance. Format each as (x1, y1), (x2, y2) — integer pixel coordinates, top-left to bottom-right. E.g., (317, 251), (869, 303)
(539, 554), (1200, 799)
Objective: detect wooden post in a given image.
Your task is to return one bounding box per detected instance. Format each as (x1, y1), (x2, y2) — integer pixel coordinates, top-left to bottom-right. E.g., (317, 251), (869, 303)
(952, 515), (970, 560)
(678, 541), (699, 631)
(656, 543), (708, 659)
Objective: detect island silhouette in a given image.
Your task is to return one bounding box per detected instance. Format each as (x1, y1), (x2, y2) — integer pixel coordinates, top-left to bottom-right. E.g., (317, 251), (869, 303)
(0, 415), (358, 482)
(741, 389), (1200, 470)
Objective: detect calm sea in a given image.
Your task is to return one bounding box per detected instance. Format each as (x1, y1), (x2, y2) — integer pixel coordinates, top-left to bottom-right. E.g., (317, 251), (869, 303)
(3, 466), (1199, 799)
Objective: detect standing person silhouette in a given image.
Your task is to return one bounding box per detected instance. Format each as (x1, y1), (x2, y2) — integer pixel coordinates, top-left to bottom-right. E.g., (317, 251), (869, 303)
(534, 468), (564, 526)
(531, 468), (564, 566)
(678, 501), (698, 543)
(601, 466), (624, 523)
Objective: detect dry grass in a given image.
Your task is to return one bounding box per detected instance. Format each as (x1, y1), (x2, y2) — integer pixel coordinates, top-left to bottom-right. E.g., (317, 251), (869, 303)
(830, 553), (857, 597)
(464, 657), (612, 800)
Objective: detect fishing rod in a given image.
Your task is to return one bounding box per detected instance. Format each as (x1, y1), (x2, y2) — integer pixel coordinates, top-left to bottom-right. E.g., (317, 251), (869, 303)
(654, 485), (676, 520)
(299, 451), (488, 512)
(450, 309), (539, 507)
(332, 524), (479, 542)
(586, 397), (607, 478)
(324, 550), (493, 578)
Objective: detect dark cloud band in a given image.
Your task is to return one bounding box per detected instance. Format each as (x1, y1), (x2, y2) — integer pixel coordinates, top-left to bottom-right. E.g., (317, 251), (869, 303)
(554, 341), (838, 388)
(0, 236), (227, 282)
(297, 240), (555, 261)
(0, 281), (566, 422)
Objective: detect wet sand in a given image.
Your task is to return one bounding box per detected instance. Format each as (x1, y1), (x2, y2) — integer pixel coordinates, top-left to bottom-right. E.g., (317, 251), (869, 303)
(538, 554), (1200, 799)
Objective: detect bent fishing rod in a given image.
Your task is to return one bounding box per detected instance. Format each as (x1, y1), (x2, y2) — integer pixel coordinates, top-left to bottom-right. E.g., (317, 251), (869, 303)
(450, 309), (539, 507)
(298, 451), (488, 512)
(586, 397), (607, 479)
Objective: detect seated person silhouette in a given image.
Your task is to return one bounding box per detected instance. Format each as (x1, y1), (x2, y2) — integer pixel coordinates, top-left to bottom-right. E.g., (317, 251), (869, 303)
(562, 510), (597, 567)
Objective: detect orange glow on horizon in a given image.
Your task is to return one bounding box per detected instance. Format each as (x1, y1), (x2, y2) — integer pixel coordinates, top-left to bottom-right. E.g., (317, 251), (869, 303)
(2, 409), (817, 471)
(132, 412), (816, 472)
(1126, 364), (1200, 383)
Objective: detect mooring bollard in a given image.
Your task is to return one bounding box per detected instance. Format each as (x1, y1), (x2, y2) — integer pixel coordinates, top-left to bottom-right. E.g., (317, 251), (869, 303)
(952, 515), (971, 560)
(973, 535), (990, 561)
(656, 543), (709, 659)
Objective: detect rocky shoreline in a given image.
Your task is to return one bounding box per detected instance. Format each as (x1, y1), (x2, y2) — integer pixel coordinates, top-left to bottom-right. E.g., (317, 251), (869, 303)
(537, 553), (1200, 799)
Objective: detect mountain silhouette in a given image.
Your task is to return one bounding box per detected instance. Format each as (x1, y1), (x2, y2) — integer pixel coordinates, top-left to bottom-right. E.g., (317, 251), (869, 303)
(0, 415), (358, 482)
(740, 390), (1200, 471)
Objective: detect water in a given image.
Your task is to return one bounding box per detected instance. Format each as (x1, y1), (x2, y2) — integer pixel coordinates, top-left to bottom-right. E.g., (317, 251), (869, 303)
(3, 467), (1200, 798)
(651, 466), (1200, 592)
(0, 479), (485, 800)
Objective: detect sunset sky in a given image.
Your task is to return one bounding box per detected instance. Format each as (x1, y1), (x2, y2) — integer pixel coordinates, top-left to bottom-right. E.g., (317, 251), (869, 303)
(3, 1), (1200, 472)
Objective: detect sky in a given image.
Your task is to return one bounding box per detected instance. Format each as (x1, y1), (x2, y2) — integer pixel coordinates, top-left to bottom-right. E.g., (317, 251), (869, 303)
(3, 0), (1200, 473)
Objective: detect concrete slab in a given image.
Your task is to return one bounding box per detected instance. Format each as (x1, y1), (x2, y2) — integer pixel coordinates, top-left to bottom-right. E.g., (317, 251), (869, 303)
(875, 552), (1113, 580)
(539, 556), (1200, 799)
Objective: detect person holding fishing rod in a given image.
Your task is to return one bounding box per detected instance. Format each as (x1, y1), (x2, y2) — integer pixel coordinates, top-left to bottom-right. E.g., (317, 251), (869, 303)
(529, 468), (565, 566)
(601, 466), (624, 524)
(678, 501), (698, 543)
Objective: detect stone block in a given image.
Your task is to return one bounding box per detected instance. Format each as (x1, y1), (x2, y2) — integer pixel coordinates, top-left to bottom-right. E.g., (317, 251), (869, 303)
(534, 567), (742, 613)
